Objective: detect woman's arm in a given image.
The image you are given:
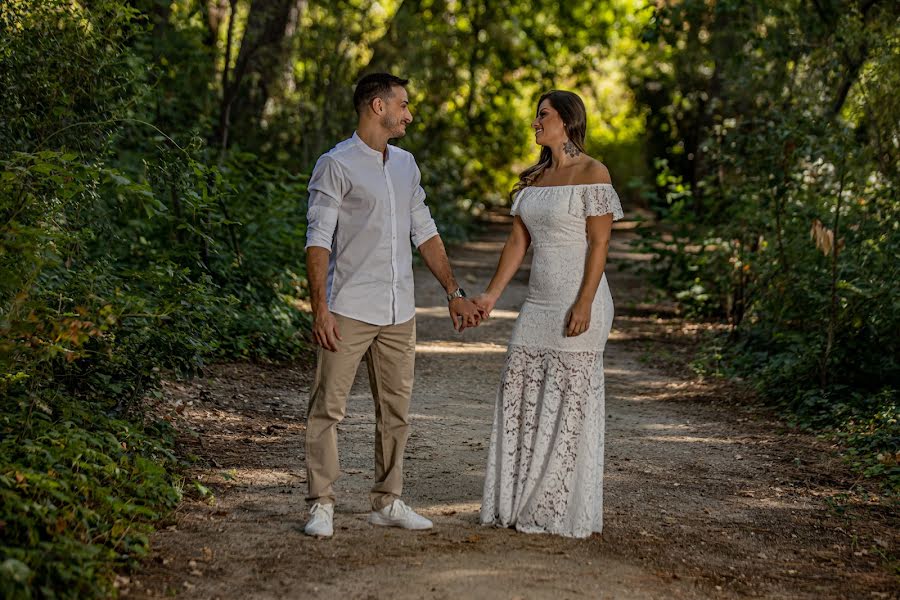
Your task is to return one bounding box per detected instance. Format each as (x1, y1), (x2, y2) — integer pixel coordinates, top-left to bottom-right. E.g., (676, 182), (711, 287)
(566, 213), (613, 336)
(473, 216), (532, 316)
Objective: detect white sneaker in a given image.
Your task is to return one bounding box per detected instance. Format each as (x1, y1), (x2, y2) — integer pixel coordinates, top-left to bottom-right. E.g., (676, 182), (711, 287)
(304, 502), (334, 537)
(368, 499), (433, 530)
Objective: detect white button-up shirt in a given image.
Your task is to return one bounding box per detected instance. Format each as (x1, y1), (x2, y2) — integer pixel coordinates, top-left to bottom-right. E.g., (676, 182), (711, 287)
(305, 132), (439, 326)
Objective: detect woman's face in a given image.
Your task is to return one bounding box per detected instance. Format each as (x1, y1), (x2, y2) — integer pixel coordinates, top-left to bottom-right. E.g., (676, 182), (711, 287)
(532, 99), (566, 147)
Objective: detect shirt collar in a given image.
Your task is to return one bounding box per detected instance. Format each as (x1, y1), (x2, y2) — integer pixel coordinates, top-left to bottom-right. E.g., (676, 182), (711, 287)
(352, 131), (390, 162)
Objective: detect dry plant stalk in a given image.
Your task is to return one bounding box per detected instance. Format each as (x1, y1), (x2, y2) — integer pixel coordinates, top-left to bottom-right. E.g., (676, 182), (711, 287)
(810, 218), (843, 256)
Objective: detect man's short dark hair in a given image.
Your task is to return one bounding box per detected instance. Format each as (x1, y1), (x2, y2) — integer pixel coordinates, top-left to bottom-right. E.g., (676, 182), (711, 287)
(353, 73), (409, 115)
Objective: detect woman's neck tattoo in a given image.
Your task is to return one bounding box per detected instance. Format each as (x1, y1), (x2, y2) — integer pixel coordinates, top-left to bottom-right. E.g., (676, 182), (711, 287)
(563, 140), (581, 158)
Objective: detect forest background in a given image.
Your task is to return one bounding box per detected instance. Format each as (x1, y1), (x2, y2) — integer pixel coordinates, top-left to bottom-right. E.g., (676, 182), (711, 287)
(1, 0), (897, 597)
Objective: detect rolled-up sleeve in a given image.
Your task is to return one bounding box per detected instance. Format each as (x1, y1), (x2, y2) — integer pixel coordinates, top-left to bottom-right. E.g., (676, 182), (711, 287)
(305, 155), (344, 251)
(409, 163), (439, 248)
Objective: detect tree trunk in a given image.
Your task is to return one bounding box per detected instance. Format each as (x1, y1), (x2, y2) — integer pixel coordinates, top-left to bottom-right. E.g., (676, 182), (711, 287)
(216, 0), (304, 150)
(830, 42), (869, 118)
(463, 2), (482, 120)
(204, 0), (230, 48)
(217, 0), (238, 156)
(820, 152), (847, 388)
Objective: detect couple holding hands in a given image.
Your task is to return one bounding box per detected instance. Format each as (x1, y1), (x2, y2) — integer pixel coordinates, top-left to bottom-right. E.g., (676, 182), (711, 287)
(303, 73), (623, 540)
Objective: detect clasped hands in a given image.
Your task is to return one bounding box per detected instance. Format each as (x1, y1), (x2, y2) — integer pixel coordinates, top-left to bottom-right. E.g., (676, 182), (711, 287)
(451, 292), (592, 337)
(449, 293), (497, 332)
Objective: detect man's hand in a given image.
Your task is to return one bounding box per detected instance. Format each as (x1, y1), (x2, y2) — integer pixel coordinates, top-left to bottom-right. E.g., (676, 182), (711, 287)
(312, 309), (342, 351)
(449, 297), (481, 332)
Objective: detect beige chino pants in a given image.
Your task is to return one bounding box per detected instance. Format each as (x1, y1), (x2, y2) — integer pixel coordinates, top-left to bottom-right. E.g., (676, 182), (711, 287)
(305, 313), (416, 511)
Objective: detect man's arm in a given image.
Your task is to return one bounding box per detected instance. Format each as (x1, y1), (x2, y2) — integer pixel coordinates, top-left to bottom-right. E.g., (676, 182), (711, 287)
(408, 163), (480, 331)
(305, 155), (344, 351)
(417, 235), (481, 331)
(307, 246), (341, 351)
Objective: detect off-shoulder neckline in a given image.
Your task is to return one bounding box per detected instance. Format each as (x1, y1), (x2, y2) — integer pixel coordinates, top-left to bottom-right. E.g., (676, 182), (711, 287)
(527, 182), (614, 190)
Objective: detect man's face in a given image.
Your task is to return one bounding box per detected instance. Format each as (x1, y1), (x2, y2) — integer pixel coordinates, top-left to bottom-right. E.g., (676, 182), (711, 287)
(379, 86), (413, 138)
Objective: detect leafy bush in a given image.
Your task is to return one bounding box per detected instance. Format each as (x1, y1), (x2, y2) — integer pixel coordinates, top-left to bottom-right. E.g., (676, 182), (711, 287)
(630, 0), (900, 490)
(0, 395), (181, 600)
(1, 3), (314, 596)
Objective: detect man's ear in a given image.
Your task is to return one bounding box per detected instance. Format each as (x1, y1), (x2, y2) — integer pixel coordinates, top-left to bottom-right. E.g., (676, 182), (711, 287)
(371, 97), (384, 115)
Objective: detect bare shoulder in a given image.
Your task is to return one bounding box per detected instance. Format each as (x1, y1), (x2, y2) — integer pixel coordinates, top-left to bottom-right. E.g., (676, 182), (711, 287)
(577, 157), (611, 185)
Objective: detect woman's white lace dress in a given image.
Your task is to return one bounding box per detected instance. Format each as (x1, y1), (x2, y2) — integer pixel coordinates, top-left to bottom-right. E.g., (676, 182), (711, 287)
(480, 183), (624, 539)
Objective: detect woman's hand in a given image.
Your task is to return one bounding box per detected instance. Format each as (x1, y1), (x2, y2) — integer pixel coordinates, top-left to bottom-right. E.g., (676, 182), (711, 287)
(565, 300), (592, 337)
(449, 297), (481, 331)
(472, 292), (498, 319)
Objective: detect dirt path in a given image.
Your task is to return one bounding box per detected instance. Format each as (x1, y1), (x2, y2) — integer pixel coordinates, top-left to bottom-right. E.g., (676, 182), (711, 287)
(123, 215), (897, 599)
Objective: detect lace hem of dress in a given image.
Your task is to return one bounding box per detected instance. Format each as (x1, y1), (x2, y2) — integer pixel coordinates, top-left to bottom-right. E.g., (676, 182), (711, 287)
(480, 343), (605, 538)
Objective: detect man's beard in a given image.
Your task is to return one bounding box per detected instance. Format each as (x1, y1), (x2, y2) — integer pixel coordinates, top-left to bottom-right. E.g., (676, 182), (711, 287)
(381, 115), (406, 138)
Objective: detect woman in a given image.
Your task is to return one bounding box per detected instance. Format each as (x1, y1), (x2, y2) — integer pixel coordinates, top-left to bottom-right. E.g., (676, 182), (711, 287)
(476, 90), (623, 538)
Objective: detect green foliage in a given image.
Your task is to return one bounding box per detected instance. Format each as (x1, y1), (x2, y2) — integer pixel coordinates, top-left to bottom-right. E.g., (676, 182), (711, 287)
(631, 0), (900, 490)
(253, 0), (650, 230)
(188, 152), (313, 360)
(0, 0), (146, 154)
(0, 395), (181, 600)
(1, 2), (313, 596)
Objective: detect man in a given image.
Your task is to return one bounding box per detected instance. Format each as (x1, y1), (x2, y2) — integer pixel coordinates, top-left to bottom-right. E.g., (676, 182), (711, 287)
(303, 73), (482, 537)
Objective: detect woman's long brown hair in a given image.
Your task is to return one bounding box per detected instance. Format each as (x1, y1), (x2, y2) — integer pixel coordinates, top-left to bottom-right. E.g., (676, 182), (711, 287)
(510, 90), (588, 200)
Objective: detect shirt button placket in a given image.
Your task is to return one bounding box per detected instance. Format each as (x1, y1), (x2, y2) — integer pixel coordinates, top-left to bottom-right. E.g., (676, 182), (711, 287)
(384, 158), (398, 323)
